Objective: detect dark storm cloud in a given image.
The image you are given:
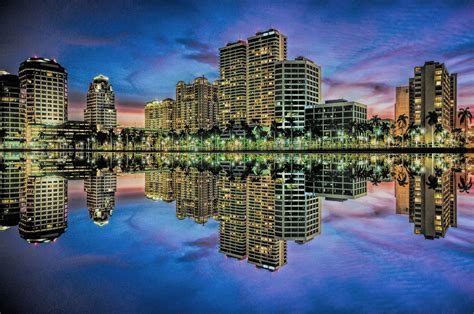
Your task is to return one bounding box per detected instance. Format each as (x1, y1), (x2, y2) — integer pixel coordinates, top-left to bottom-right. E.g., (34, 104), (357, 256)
(176, 37), (218, 67)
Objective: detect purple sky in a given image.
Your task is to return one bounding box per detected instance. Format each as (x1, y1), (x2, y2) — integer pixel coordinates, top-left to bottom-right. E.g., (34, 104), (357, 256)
(1, 0), (473, 126)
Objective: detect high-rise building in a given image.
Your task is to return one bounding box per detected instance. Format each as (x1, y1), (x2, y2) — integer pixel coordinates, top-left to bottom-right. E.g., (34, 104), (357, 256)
(19, 57), (68, 125)
(409, 61), (457, 144)
(84, 170), (117, 226)
(145, 170), (175, 202)
(175, 77), (218, 133)
(275, 170), (321, 244)
(275, 57), (321, 131)
(247, 29), (287, 126)
(0, 71), (26, 148)
(175, 168), (217, 224)
(395, 86), (409, 133)
(218, 167), (247, 259)
(305, 99), (367, 141)
(19, 176), (68, 243)
(218, 40), (248, 128)
(144, 98), (175, 131)
(0, 156), (25, 230)
(85, 74), (116, 131)
(246, 174), (287, 271)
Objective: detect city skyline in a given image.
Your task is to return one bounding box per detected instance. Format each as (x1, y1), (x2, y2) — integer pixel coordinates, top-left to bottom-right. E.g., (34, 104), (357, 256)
(1, 1), (473, 126)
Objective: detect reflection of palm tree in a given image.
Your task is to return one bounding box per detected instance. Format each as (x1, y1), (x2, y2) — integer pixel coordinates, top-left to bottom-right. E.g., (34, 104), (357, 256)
(397, 171), (408, 187)
(457, 177), (473, 193)
(426, 175), (439, 190)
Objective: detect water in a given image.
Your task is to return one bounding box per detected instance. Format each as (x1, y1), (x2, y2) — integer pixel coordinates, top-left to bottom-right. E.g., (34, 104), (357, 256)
(0, 153), (473, 313)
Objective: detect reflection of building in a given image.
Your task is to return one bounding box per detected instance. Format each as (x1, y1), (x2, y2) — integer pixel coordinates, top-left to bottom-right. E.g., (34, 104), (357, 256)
(19, 57), (68, 125)
(19, 176), (68, 243)
(395, 166), (410, 215)
(175, 77), (218, 132)
(84, 171), (117, 226)
(247, 175), (287, 271)
(409, 61), (457, 143)
(145, 98), (175, 131)
(275, 57), (321, 131)
(175, 168), (217, 224)
(247, 29), (287, 126)
(218, 40), (248, 128)
(0, 71), (26, 148)
(85, 75), (116, 131)
(145, 170), (175, 202)
(0, 157), (25, 230)
(275, 171), (321, 243)
(218, 170), (247, 259)
(305, 99), (368, 140)
(409, 158), (457, 239)
(306, 160), (368, 201)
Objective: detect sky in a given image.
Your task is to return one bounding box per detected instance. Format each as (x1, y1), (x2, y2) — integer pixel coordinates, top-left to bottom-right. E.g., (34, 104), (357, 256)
(1, 0), (473, 126)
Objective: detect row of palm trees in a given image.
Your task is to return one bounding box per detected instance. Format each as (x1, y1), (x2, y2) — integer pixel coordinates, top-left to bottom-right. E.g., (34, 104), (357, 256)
(77, 108), (472, 151)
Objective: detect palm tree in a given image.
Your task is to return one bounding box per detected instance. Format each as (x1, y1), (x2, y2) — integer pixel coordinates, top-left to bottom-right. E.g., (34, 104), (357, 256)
(425, 111), (439, 147)
(458, 107), (472, 145)
(397, 114), (408, 130)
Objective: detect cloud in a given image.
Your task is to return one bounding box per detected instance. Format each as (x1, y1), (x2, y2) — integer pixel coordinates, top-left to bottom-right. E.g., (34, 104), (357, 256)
(64, 32), (129, 47)
(176, 37), (218, 67)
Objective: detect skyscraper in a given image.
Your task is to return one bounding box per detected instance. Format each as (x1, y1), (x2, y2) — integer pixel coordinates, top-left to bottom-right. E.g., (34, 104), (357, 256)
(144, 98), (175, 131)
(246, 174), (287, 271)
(19, 176), (68, 243)
(84, 170), (117, 226)
(409, 61), (457, 144)
(275, 57), (321, 131)
(395, 86), (409, 133)
(145, 170), (175, 202)
(218, 40), (248, 128)
(218, 167), (247, 259)
(275, 170), (322, 244)
(247, 29), (287, 126)
(0, 71), (26, 148)
(175, 77), (218, 133)
(85, 74), (116, 131)
(0, 156), (25, 230)
(19, 57), (68, 125)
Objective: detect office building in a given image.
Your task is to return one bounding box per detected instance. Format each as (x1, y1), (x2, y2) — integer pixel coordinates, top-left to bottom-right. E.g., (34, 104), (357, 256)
(144, 98), (175, 131)
(247, 29), (287, 126)
(305, 99), (367, 140)
(19, 57), (68, 125)
(0, 157), (25, 230)
(275, 57), (321, 131)
(0, 71), (26, 148)
(218, 40), (248, 128)
(85, 74), (116, 131)
(175, 77), (218, 133)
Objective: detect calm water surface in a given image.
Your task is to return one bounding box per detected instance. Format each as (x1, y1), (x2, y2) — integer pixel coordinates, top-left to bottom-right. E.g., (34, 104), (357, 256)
(0, 153), (473, 313)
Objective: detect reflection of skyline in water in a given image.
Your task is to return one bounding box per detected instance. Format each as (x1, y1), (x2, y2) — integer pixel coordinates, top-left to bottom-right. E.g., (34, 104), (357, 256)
(0, 153), (470, 272)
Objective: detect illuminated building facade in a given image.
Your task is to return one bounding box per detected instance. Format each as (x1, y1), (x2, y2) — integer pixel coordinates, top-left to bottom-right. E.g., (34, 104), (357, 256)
(0, 156), (25, 230)
(218, 167), (247, 259)
(275, 171), (321, 243)
(0, 71), (26, 148)
(85, 75), (116, 131)
(305, 99), (368, 141)
(409, 61), (457, 144)
(246, 174), (287, 271)
(145, 170), (175, 202)
(19, 57), (68, 125)
(175, 77), (218, 133)
(84, 170), (117, 226)
(218, 40), (248, 128)
(144, 98), (175, 131)
(175, 168), (217, 224)
(275, 57), (321, 131)
(19, 176), (68, 243)
(247, 29), (287, 126)
(395, 86), (409, 133)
